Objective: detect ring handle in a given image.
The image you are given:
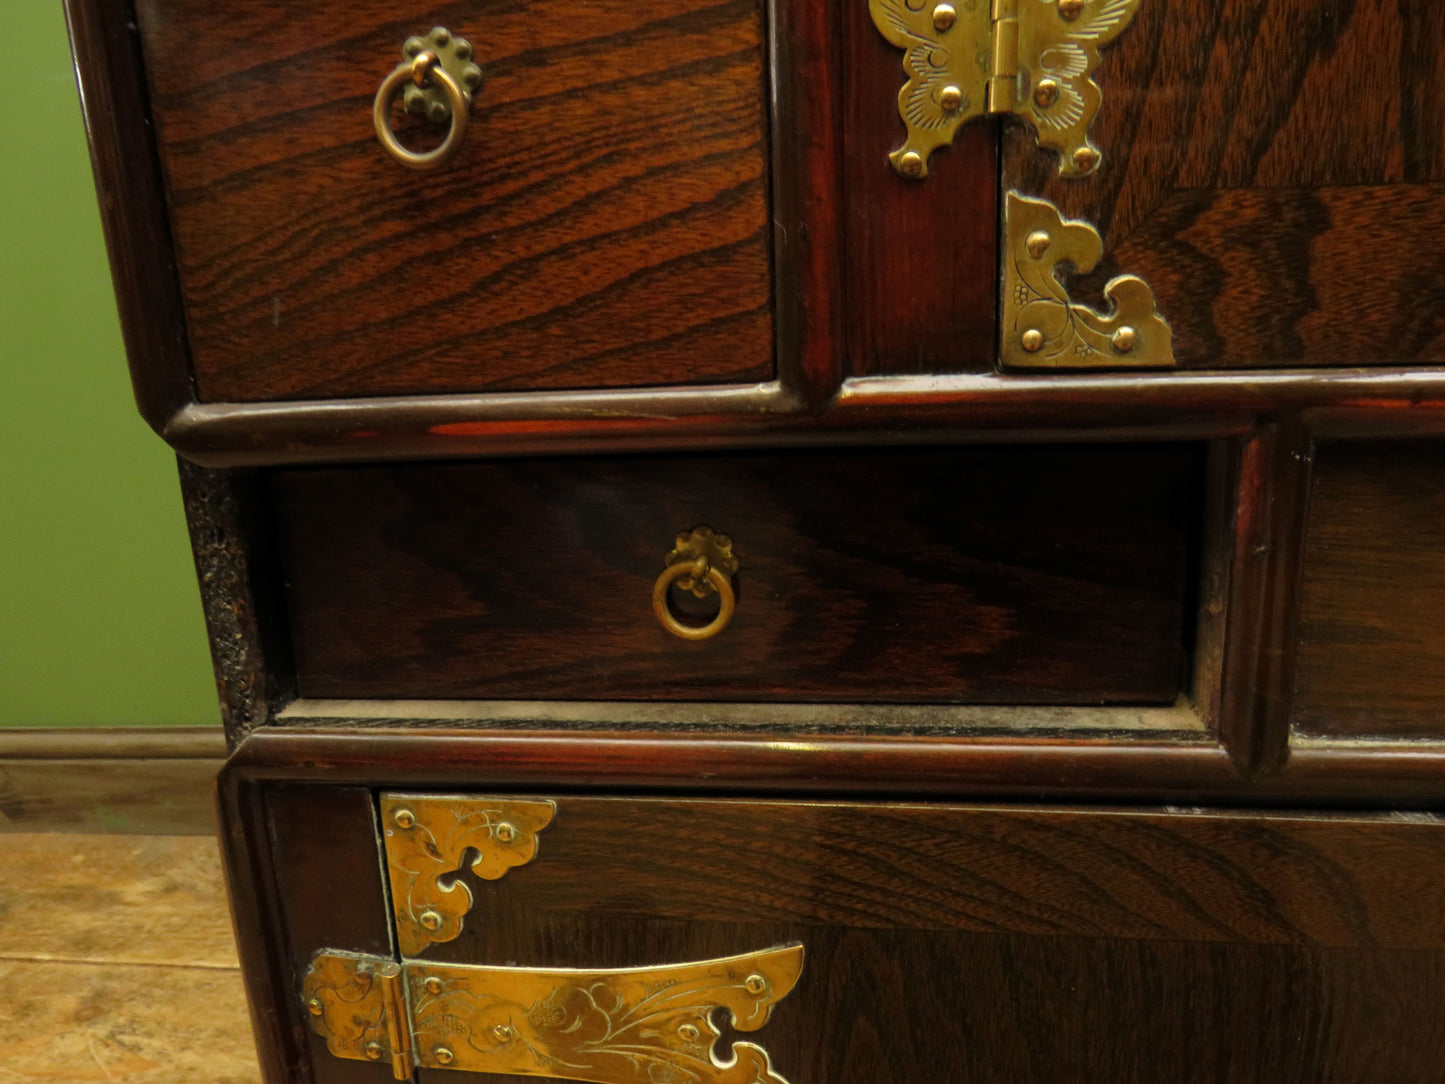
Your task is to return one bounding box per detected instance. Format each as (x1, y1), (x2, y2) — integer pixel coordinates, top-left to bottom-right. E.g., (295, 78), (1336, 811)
(652, 563), (736, 642)
(372, 32), (479, 171)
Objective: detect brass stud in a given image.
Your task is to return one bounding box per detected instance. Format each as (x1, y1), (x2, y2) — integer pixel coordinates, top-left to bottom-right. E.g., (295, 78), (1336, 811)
(744, 973), (768, 995)
(434, 1046), (455, 1065)
(1072, 146), (1100, 173)
(430, 26), (451, 46)
(419, 910), (443, 931)
(424, 977), (444, 995)
(1021, 329), (1045, 353)
(462, 66), (483, 90)
(1033, 78), (1060, 108)
(426, 100), (450, 124)
(495, 822), (516, 843)
(678, 1023), (700, 1042)
(1112, 325), (1137, 353)
(306, 998), (324, 1017)
(1025, 230), (1051, 258)
(493, 1025), (514, 1042)
(1057, 0), (1085, 19)
(939, 85), (963, 111)
(403, 37), (425, 58)
(454, 39), (472, 61)
(898, 151), (924, 177)
(364, 1041), (384, 1061)
(932, 2), (958, 30)
(392, 808), (415, 829)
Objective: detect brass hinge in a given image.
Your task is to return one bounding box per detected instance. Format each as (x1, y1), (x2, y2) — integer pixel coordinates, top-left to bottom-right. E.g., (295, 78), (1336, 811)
(868, 0), (1144, 179)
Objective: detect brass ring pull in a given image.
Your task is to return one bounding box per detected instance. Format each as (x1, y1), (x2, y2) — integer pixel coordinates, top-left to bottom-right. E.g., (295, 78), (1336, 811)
(652, 527), (739, 642)
(372, 28), (481, 171)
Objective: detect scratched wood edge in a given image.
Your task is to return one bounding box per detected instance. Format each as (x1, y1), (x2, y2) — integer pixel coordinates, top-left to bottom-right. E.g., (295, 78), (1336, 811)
(165, 370), (1445, 468)
(0, 726), (226, 835)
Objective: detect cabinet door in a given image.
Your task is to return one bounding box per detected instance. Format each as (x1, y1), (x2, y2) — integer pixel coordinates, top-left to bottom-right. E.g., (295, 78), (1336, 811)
(268, 786), (1445, 1084)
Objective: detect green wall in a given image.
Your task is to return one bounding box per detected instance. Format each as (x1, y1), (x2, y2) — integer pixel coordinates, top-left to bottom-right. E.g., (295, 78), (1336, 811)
(0, 1), (218, 727)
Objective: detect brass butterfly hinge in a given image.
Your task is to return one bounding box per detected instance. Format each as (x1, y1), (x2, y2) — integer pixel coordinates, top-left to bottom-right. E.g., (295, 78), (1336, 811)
(1001, 191), (1173, 368)
(868, 0), (1143, 179)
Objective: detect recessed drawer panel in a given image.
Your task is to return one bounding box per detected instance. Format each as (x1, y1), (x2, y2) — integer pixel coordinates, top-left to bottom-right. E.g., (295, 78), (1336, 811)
(272, 445), (1201, 702)
(1294, 441), (1445, 739)
(133, 0), (774, 401)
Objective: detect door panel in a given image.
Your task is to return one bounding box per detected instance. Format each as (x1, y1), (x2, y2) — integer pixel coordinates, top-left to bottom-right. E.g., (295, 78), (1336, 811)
(277, 789), (1445, 1083)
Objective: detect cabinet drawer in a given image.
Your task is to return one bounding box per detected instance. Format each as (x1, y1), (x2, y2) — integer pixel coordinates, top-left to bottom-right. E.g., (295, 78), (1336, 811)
(133, 0), (774, 401)
(272, 444), (1201, 702)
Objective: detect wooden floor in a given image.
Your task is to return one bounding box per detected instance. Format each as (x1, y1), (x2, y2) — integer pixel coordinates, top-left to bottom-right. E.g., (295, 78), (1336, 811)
(0, 833), (262, 1083)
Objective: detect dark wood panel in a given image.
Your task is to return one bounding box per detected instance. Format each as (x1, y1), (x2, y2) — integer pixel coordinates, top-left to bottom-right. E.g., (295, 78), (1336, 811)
(843, 4), (996, 375)
(414, 798), (1445, 1083)
(1293, 440), (1445, 738)
(1003, 0), (1445, 369)
(134, 0), (775, 401)
(265, 785), (394, 1084)
(272, 445), (1200, 703)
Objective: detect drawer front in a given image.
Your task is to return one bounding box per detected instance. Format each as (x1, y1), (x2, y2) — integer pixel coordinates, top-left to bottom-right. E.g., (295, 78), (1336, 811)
(134, 0), (774, 401)
(261, 784), (1445, 1084)
(272, 444), (1200, 702)
(1294, 440), (1445, 739)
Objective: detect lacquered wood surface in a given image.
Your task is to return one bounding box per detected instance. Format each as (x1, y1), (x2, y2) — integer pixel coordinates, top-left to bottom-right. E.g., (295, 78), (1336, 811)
(1003, 0), (1445, 369)
(271, 445), (1199, 704)
(133, 0), (775, 401)
(1293, 440), (1445, 738)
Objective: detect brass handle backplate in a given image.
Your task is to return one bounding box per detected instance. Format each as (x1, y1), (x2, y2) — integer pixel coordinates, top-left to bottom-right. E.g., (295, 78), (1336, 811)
(372, 27), (483, 171)
(653, 526), (740, 641)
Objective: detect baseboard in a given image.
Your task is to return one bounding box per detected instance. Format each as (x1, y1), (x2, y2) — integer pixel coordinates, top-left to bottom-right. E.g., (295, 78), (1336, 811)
(0, 727), (228, 835)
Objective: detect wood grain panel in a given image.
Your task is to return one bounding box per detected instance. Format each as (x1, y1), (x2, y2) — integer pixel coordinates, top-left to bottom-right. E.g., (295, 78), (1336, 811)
(415, 798), (1445, 1083)
(1003, 0), (1445, 369)
(133, 0), (774, 401)
(843, 3), (997, 375)
(1293, 440), (1445, 738)
(271, 444), (1201, 703)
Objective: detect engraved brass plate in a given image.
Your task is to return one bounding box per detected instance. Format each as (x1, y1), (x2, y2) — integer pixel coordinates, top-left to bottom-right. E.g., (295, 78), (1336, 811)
(380, 793), (557, 955)
(1001, 191), (1173, 368)
(868, 0), (1143, 179)
(304, 944), (805, 1083)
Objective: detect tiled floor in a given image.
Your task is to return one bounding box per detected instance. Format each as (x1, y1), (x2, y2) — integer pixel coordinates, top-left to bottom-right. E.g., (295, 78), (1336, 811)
(0, 833), (262, 1083)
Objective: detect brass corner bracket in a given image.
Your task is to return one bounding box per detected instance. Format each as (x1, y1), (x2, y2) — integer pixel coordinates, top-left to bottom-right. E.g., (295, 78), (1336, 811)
(1001, 191), (1173, 369)
(380, 793), (557, 955)
(868, 0), (1143, 179)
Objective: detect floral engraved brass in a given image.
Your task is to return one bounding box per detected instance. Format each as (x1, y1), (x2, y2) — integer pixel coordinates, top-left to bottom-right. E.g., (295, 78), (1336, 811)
(1001, 191), (1173, 369)
(380, 793), (557, 956)
(868, 0), (1144, 179)
(302, 952), (413, 1079)
(409, 943), (805, 1083)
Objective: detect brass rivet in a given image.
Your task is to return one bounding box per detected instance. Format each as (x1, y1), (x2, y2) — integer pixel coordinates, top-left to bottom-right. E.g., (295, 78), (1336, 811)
(430, 26), (451, 45)
(1021, 329), (1045, 353)
(392, 808), (415, 829)
(744, 973), (768, 995)
(364, 1041), (384, 1061)
(493, 1025), (514, 1042)
(306, 998), (324, 1017)
(426, 100), (450, 124)
(939, 85), (963, 111)
(420, 910), (443, 931)
(898, 151), (924, 177)
(454, 39), (472, 61)
(932, 2), (958, 30)
(1025, 230), (1051, 258)
(424, 977), (444, 995)
(1112, 325), (1137, 353)
(403, 37), (425, 58)
(678, 1023), (700, 1042)
(1057, 0), (1085, 19)
(495, 822), (516, 843)
(434, 1046), (455, 1065)
(463, 66), (483, 89)
(1072, 146), (1100, 173)
(1033, 78), (1060, 108)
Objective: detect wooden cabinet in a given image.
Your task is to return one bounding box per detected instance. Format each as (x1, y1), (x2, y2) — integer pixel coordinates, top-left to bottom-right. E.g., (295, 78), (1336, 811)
(63, 0), (1445, 1079)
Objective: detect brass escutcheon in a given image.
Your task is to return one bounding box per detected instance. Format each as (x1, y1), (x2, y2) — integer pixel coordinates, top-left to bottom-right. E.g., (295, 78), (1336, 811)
(652, 527), (739, 641)
(372, 27), (483, 171)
